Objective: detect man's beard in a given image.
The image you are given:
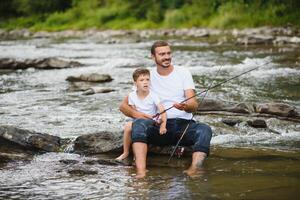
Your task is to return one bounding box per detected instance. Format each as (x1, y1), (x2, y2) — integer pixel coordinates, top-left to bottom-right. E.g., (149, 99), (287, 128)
(156, 58), (171, 68)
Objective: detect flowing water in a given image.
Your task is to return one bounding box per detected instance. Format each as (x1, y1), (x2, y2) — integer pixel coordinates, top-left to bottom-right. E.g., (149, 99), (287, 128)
(0, 35), (299, 199)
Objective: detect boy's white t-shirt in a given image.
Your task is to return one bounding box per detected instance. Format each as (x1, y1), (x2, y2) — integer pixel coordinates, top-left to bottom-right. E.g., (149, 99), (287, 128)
(150, 66), (195, 120)
(128, 90), (161, 117)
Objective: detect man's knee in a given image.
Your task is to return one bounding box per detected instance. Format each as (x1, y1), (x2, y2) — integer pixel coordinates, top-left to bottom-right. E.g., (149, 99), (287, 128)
(198, 123), (212, 140)
(193, 122), (212, 154)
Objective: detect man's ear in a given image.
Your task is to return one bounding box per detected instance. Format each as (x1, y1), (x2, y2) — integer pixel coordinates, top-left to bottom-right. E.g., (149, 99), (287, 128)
(151, 54), (155, 60)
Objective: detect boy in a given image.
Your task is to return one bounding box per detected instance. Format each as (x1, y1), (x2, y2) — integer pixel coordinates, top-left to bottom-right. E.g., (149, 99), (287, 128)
(116, 68), (167, 161)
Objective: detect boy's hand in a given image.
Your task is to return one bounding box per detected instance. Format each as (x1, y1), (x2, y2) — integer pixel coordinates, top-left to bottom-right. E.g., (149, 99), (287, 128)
(159, 125), (167, 135)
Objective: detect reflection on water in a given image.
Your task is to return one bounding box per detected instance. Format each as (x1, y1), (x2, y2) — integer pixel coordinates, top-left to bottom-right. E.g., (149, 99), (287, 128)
(0, 148), (299, 199)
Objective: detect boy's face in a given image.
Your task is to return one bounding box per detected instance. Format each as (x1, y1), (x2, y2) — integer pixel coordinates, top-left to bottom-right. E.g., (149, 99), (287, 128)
(134, 74), (150, 93)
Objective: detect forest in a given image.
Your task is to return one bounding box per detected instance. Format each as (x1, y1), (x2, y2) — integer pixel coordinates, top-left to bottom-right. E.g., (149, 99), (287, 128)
(0, 0), (299, 30)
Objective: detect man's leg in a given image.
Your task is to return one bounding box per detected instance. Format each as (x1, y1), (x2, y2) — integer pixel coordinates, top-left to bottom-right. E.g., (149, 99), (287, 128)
(180, 121), (212, 176)
(184, 152), (207, 176)
(132, 142), (147, 178)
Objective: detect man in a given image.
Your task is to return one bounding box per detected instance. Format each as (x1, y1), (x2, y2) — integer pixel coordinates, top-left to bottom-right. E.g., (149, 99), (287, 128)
(120, 41), (212, 178)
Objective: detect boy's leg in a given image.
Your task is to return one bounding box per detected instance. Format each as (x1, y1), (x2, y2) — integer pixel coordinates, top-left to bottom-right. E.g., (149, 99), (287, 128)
(131, 119), (156, 178)
(132, 142), (147, 178)
(116, 121), (132, 160)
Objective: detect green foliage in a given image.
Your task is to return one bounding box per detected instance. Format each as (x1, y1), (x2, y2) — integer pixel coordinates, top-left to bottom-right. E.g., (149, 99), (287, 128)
(0, 0), (299, 30)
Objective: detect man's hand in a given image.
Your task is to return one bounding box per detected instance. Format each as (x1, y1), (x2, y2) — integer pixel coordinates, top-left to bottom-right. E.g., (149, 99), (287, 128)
(173, 89), (198, 113)
(173, 102), (187, 111)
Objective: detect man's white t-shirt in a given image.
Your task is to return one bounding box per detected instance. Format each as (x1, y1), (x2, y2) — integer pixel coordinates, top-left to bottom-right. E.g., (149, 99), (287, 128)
(128, 90), (161, 117)
(150, 66), (195, 120)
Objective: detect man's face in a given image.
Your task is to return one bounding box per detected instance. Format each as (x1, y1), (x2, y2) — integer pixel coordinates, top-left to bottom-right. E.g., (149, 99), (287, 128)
(134, 74), (150, 93)
(152, 46), (172, 68)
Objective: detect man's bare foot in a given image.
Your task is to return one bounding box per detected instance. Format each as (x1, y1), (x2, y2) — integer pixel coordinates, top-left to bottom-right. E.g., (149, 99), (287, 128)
(115, 153), (129, 161)
(183, 167), (204, 177)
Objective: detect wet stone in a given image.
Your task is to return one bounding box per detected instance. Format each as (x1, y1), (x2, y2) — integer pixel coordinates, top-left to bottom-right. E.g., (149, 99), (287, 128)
(68, 169), (98, 176)
(59, 159), (79, 165)
(66, 73), (113, 83)
(82, 87), (115, 95)
(222, 118), (243, 126)
(247, 119), (267, 128)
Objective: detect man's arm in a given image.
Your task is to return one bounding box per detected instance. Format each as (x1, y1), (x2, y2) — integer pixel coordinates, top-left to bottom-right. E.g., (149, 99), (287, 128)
(119, 96), (152, 119)
(173, 89), (198, 113)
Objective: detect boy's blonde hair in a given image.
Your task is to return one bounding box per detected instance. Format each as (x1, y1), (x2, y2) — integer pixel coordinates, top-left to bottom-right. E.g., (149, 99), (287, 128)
(132, 68), (150, 81)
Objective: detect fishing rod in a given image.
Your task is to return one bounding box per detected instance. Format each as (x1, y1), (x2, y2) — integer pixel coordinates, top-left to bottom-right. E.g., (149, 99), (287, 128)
(166, 62), (267, 162)
(153, 65), (261, 119)
(167, 65), (223, 162)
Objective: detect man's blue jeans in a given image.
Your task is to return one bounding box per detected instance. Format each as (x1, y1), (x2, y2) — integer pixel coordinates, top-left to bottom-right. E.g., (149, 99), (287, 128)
(131, 118), (212, 155)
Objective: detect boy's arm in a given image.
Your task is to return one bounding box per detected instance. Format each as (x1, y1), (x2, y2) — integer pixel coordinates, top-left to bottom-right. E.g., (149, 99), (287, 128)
(157, 103), (167, 134)
(157, 104), (167, 124)
(119, 96), (152, 119)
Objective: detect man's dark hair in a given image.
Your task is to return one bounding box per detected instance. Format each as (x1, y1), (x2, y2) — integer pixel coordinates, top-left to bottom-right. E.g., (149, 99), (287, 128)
(151, 41), (170, 55)
(132, 68), (150, 81)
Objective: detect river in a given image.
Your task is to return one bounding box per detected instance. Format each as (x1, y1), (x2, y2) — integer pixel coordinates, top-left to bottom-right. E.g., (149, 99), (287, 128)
(0, 34), (299, 199)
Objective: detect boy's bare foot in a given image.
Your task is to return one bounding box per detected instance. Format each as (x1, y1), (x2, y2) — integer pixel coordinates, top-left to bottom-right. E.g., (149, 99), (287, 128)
(115, 153), (129, 161)
(135, 169), (147, 179)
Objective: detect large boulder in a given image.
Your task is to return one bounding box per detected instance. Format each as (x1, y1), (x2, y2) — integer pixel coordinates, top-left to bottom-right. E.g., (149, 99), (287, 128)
(0, 58), (82, 70)
(227, 103), (255, 114)
(73, 131), (193, 157)
(66, 73), (113, 83)
(255, 103), (298, 117)
(74, 131), (123, 154)
(0, 125), (61, 152)
(198, 99), (231, 111)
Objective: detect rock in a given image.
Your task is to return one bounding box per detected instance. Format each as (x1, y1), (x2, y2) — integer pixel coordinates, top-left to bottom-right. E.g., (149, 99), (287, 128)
(236, 35), (273, 45)
(66, 73), (113, 83)
(59, 159), (79, 165)
(273, 36), (300, 44)
(67, 82), (94, 92)
(222, 118), (242, 126)
(197, 99), (229, 111)
(227, 103), (255, 114)
(74, 131), (123, 154)
(84, 159), (122, 166)
(255, 103), (298, 117)
(0, 58), (82, 70)
(68, 169), (98, 176)
(247, 119), (267, 128)
(73, 131), (194, 156)
(82, 87), (115, 95)
(148, 145), (193, 157)
(0, 152), (31, 163)
(0, 125), (61, 152)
